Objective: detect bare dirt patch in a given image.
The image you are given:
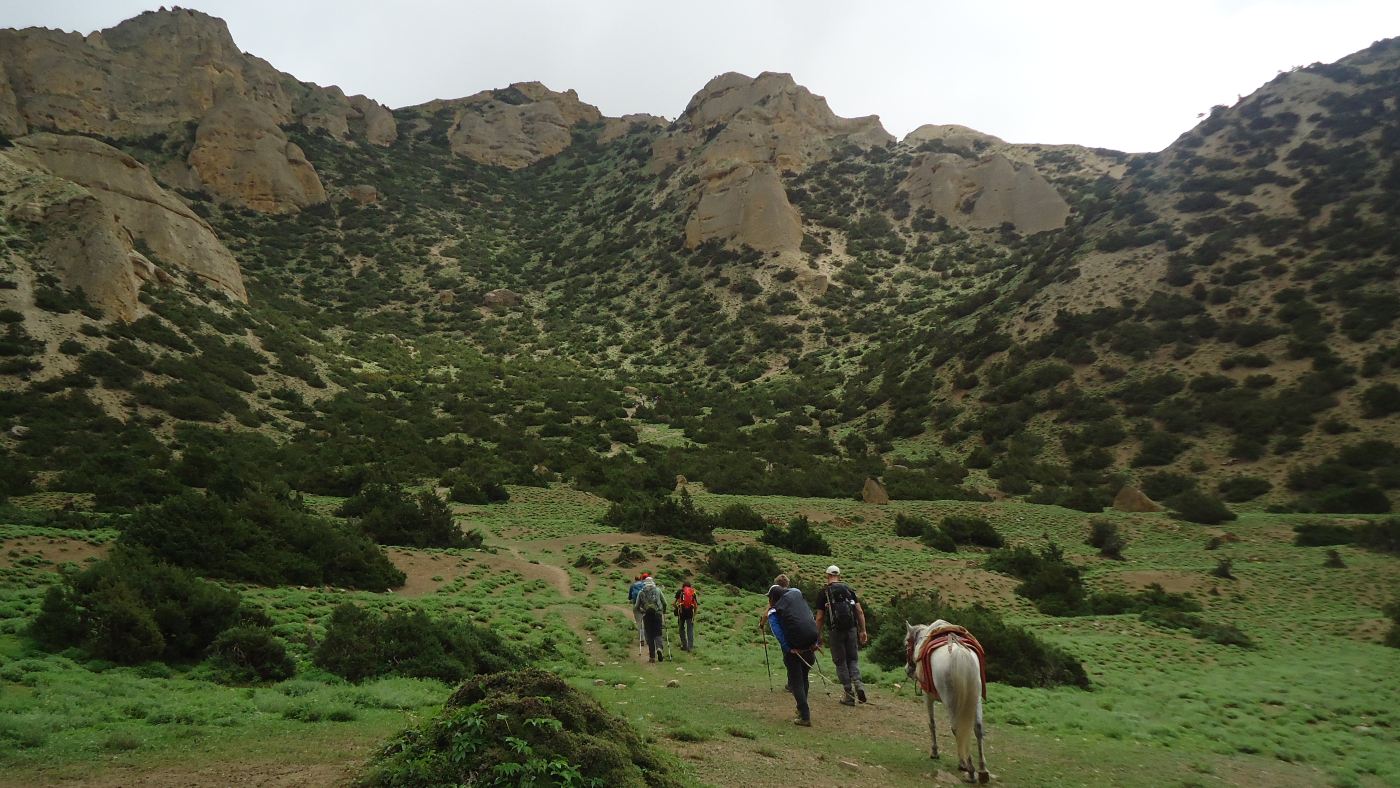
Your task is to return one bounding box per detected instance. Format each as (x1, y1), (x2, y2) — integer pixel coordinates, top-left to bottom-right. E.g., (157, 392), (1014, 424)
(384, 548), (474, 596)
(1109, 570), (1248, 596)
(0, 536), (108, 569)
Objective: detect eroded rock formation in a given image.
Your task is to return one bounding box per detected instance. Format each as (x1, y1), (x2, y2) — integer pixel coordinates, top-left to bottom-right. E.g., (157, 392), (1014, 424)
(412, 83), (602, 169)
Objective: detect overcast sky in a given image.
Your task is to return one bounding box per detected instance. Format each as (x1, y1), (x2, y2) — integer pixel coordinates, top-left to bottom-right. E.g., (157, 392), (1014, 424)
(5, 1), (1399, 152)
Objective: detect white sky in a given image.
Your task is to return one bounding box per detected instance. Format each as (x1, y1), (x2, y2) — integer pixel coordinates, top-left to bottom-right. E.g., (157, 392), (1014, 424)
(4, 1), (1399, 152)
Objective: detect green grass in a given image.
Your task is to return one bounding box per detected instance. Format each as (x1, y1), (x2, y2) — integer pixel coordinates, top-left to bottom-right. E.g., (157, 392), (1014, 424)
(1, 489), (1397, 785)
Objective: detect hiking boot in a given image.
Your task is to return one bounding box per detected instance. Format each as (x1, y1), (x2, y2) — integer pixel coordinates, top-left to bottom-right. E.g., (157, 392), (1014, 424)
(793, 718), (812, 727)
(657, 651), (664, 662)
(857, 688), (868, 704)
(840, 695), (856, 707)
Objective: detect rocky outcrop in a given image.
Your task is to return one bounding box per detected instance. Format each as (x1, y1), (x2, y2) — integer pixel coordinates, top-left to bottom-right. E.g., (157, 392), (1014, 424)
(0, 8), (396, 213)
(654, 72), (893, 254)
(2, 152), (142, 320)
(348, 95), (397, 147)
(685, 163), (802, 253)
(900, 152), (1070, 234)
(13, 133), (245, 302)
(413, 83), (602, 169)
(1113, 486), (1164, 513)
(188, 99), (327, 213)
(862, 477), (890, 505)
(483, 288), (522, 309)
(600, 113), (667, 144)
(345, 184), (379, 205)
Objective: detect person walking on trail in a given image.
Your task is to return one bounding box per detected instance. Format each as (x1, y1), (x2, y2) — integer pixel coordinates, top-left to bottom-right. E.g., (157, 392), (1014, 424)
(757, 573), (790, 633)
(767, 583), (820, 726)
(814, 565), (869, 706)
(674, 580), (699, 651)
(634, 576), (667, 662)
(628, 573), (648, 646)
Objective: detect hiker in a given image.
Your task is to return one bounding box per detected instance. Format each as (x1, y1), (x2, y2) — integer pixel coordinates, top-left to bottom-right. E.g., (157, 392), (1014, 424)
(815, 565), (869, 706)
(634, 576), (667, 662)
(767, 583), (820, 726)
(674, 580), (698, 651)
(758, 573), (790, 633)
(627, 573), (648, 646)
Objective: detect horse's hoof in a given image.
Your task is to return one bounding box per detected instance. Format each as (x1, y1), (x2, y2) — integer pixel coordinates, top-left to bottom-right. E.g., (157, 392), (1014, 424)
(978, 770), (990, 784)
(929, 751), (939, 760)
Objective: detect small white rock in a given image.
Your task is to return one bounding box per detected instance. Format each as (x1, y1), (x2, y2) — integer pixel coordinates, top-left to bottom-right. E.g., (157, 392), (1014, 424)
(594, 679), (606, 686)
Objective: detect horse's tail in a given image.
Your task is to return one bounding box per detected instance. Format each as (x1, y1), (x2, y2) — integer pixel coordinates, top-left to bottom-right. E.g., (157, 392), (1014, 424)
(945, 639), (980, 768)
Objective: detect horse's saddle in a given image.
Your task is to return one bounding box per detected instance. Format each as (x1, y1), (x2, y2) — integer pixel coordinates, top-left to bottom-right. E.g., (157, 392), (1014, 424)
(909, 625), (988, 701)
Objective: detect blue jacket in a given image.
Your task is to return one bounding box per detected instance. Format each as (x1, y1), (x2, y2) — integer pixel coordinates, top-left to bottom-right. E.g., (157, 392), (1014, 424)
(628, 580), (645, 602)
(767, 608), (791, 652)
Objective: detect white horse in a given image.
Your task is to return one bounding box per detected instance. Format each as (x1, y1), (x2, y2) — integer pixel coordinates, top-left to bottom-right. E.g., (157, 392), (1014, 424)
(904, 620), (989, 784)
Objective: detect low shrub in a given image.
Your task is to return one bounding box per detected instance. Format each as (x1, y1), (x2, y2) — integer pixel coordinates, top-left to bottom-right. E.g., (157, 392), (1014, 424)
(358, 668), (684, 787)
(340, 483), (477, 548)
(894, 513), (933, 538)
(867, 591), (1090, 689)
(30, 546), (244, 664)
(313, 603), (519, 683)
(1356, 518), (1400, 553)
(602, 491), (716, 544)
(714, 503), (766, 531)
(1168, 489), (1237, 524)
(208, 626), (296, 684)
(940, 515), (1004, 548)
(760, 515), (832, 555)
(1293, 521), (1356, 546)
(1086, 518), (1127, 559)
(1139, 608), (1254, 648)
(703, 545), (780, 592)
(121, 490), (405, 589)
(1217, 476), (1272, 502)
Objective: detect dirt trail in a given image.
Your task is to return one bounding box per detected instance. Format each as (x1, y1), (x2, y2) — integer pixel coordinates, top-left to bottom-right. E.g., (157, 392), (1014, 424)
(387, 546), (574, 598)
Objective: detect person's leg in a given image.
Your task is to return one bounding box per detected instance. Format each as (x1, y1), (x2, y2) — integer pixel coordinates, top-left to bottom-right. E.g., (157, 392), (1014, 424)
(635, 611), (645, 645)
(844, 627), (865, 702)
(684, 614), (695, 650)
(783, 651), (810, 723)
(830, 631), (855, 703)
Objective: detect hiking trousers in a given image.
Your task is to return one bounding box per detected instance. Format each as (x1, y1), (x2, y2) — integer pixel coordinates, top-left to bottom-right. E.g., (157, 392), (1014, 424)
(677, 609), (695, 650)
(829, 627), (864, 696)
(643, 611), (664, 660)
(633, 609), (645, 645)
(783, 649), (813, 722)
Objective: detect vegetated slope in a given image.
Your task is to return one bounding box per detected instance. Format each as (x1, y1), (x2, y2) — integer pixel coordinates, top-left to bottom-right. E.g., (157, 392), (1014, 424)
(1, 8), (1398, 514)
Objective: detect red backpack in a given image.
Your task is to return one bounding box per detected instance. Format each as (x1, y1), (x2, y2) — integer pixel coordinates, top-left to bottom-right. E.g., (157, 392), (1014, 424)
(680, 586), (698, 610)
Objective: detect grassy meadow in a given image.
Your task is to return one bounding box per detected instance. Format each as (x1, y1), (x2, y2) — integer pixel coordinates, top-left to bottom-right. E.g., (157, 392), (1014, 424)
(1, 486), (1397, 787)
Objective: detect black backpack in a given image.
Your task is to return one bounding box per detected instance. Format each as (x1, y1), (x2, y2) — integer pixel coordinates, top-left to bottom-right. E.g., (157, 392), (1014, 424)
(772, 588), (819, 650)
(825, 583), (857, 632)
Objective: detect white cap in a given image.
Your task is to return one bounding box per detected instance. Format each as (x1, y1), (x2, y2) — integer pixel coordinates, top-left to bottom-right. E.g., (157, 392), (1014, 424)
(826, 565), (841, 576)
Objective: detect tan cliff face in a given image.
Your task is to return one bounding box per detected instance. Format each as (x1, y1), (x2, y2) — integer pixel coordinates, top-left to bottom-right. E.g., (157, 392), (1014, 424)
(188, 98), (327, 213)
(654, 72), (894, 254)
(4, 132), (245, 320)
(409, 82), (603, 170)
(0, 7), (394, 212)
(900, 152), (1071, 235)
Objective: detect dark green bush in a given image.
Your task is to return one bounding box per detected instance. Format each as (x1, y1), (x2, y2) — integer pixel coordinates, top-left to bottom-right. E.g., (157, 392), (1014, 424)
(1356, 518), (1400, 553)
(761, 515), (832, 555)
(921, 526), (958, 553)
(602, 491), (715, 544)
(867, 591), (1089, 689)
(358, 668), (684, 787)
(1086, 518), (1127, 559)
(313, 603), (519, 683)
(121, 490), (405, 589)
(30, 546), (243, 664)
(894, 513), (932, 538)
(1217, 476), (1272, 502)
(940, 515), (1004, 547)
(1293, 521), (1357, 546)
(703, 545), (780, 591)
(714, 502), (766, 531)
(1139, 607), (1254, 648)
(340, 483), (476, 548)
(1167, 490), (1237, 524)
(208, 626), (296, 683)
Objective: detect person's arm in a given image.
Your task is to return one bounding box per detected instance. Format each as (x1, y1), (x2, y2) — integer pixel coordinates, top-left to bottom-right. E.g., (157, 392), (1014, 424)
(768, 610), (791, 652)
(855, 602), (869, 646)
(813, 589), (826, 643)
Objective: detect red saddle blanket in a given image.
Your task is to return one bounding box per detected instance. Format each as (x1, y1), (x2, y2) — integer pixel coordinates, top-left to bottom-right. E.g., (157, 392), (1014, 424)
(907, 625), (988, 701)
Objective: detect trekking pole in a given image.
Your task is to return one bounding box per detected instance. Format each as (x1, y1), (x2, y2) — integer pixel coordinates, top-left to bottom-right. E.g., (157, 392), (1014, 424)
(795, 650), (833, 697)
(762, 631), (773, 692)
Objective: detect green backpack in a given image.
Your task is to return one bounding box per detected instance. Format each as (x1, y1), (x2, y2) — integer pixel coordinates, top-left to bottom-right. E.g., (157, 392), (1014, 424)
(639, 585), (663, 614)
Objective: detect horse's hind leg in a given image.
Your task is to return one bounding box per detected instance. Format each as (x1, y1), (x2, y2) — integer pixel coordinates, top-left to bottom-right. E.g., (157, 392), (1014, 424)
(924, 692), (939, 758)
(974, 700), (989, 783)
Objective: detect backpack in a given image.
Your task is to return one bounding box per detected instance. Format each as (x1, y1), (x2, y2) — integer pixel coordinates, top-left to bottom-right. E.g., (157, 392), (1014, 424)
(679, 586), (697, 610)
(638, 585), (663, 614)
(825, 583), (857, 632)
(771, 588), (819, 650)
